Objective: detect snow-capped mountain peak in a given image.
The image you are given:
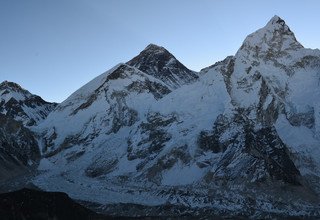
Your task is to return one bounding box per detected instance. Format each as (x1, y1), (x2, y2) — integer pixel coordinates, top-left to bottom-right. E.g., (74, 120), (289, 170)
(237, 15), (303, 59)
(0, 81), (30, 103)
(127, 44), (198, 89)
(0, 81), (57, 126)
(141, 43), (168, 54)
(1, 80), (24, 90)
(263, 15), (298, 41)
(267, 15), (285, 26)
(126, 43), (177, 71)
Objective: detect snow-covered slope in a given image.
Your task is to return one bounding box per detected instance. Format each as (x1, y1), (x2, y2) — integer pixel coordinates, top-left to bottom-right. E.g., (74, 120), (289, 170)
(36, 63), (171, 155)
(0, 81), (57, 126)
(25, 16), (320, 218)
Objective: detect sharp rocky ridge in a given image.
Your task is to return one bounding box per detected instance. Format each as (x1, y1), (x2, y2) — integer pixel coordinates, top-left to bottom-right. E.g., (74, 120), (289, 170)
(1, 16), (320, 218)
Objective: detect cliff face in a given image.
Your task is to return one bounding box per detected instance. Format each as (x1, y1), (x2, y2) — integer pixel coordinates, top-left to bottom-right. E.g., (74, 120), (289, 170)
(0, 114), (40, 181)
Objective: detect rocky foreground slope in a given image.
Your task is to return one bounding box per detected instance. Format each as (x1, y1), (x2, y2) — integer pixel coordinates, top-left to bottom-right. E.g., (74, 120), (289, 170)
(1, 16), (320, 218)
(0, 188), (110, 220)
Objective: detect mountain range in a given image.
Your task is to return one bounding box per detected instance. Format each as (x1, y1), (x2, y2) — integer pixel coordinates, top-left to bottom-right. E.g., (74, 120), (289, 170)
(1, 16), (320, 218)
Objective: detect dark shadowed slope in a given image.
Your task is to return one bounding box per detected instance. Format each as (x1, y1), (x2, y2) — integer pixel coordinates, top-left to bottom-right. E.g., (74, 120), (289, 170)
(0, 188), (112, 220)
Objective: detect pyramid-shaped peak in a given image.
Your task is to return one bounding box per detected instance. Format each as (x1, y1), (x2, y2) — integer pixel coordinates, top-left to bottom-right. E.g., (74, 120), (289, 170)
(126, 44), (198, 89)
(263, 15), (292, 33)
(144, 43), (166, 51)
(138, 44), (172, 56)
(127, 43), (176, 68)
(256, 15), (294, 36)
(236, 15), (303, 57)
(267, 15), (285, 26)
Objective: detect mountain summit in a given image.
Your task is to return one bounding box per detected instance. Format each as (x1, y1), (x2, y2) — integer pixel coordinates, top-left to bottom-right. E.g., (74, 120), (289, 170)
(0, 81), (57, 126)
(127, 44), (198, 89)
(237, 15), (303, 59)
(0, 81), (28, 94)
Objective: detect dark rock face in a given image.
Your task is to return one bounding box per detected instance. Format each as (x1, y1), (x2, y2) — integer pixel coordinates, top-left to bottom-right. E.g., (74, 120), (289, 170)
(0, 114), (40, 181)
(256, 77), (283, 126)
(198, 130), (223, 153)
(126, 79), (171, 100)
(127, 44), (198, 89)
(198, 112), (301, 185)
(85, 157), (119, 178)
(244, 126), (300, 185)
(0, 188), (108, 220)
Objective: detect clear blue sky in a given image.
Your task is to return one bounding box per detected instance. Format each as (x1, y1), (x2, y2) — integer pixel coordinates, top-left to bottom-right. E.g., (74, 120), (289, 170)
(1, 0), (319, 102)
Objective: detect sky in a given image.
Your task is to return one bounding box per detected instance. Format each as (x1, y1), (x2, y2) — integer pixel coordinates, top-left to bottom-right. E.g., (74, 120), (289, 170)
(1, 0), (320, 102)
